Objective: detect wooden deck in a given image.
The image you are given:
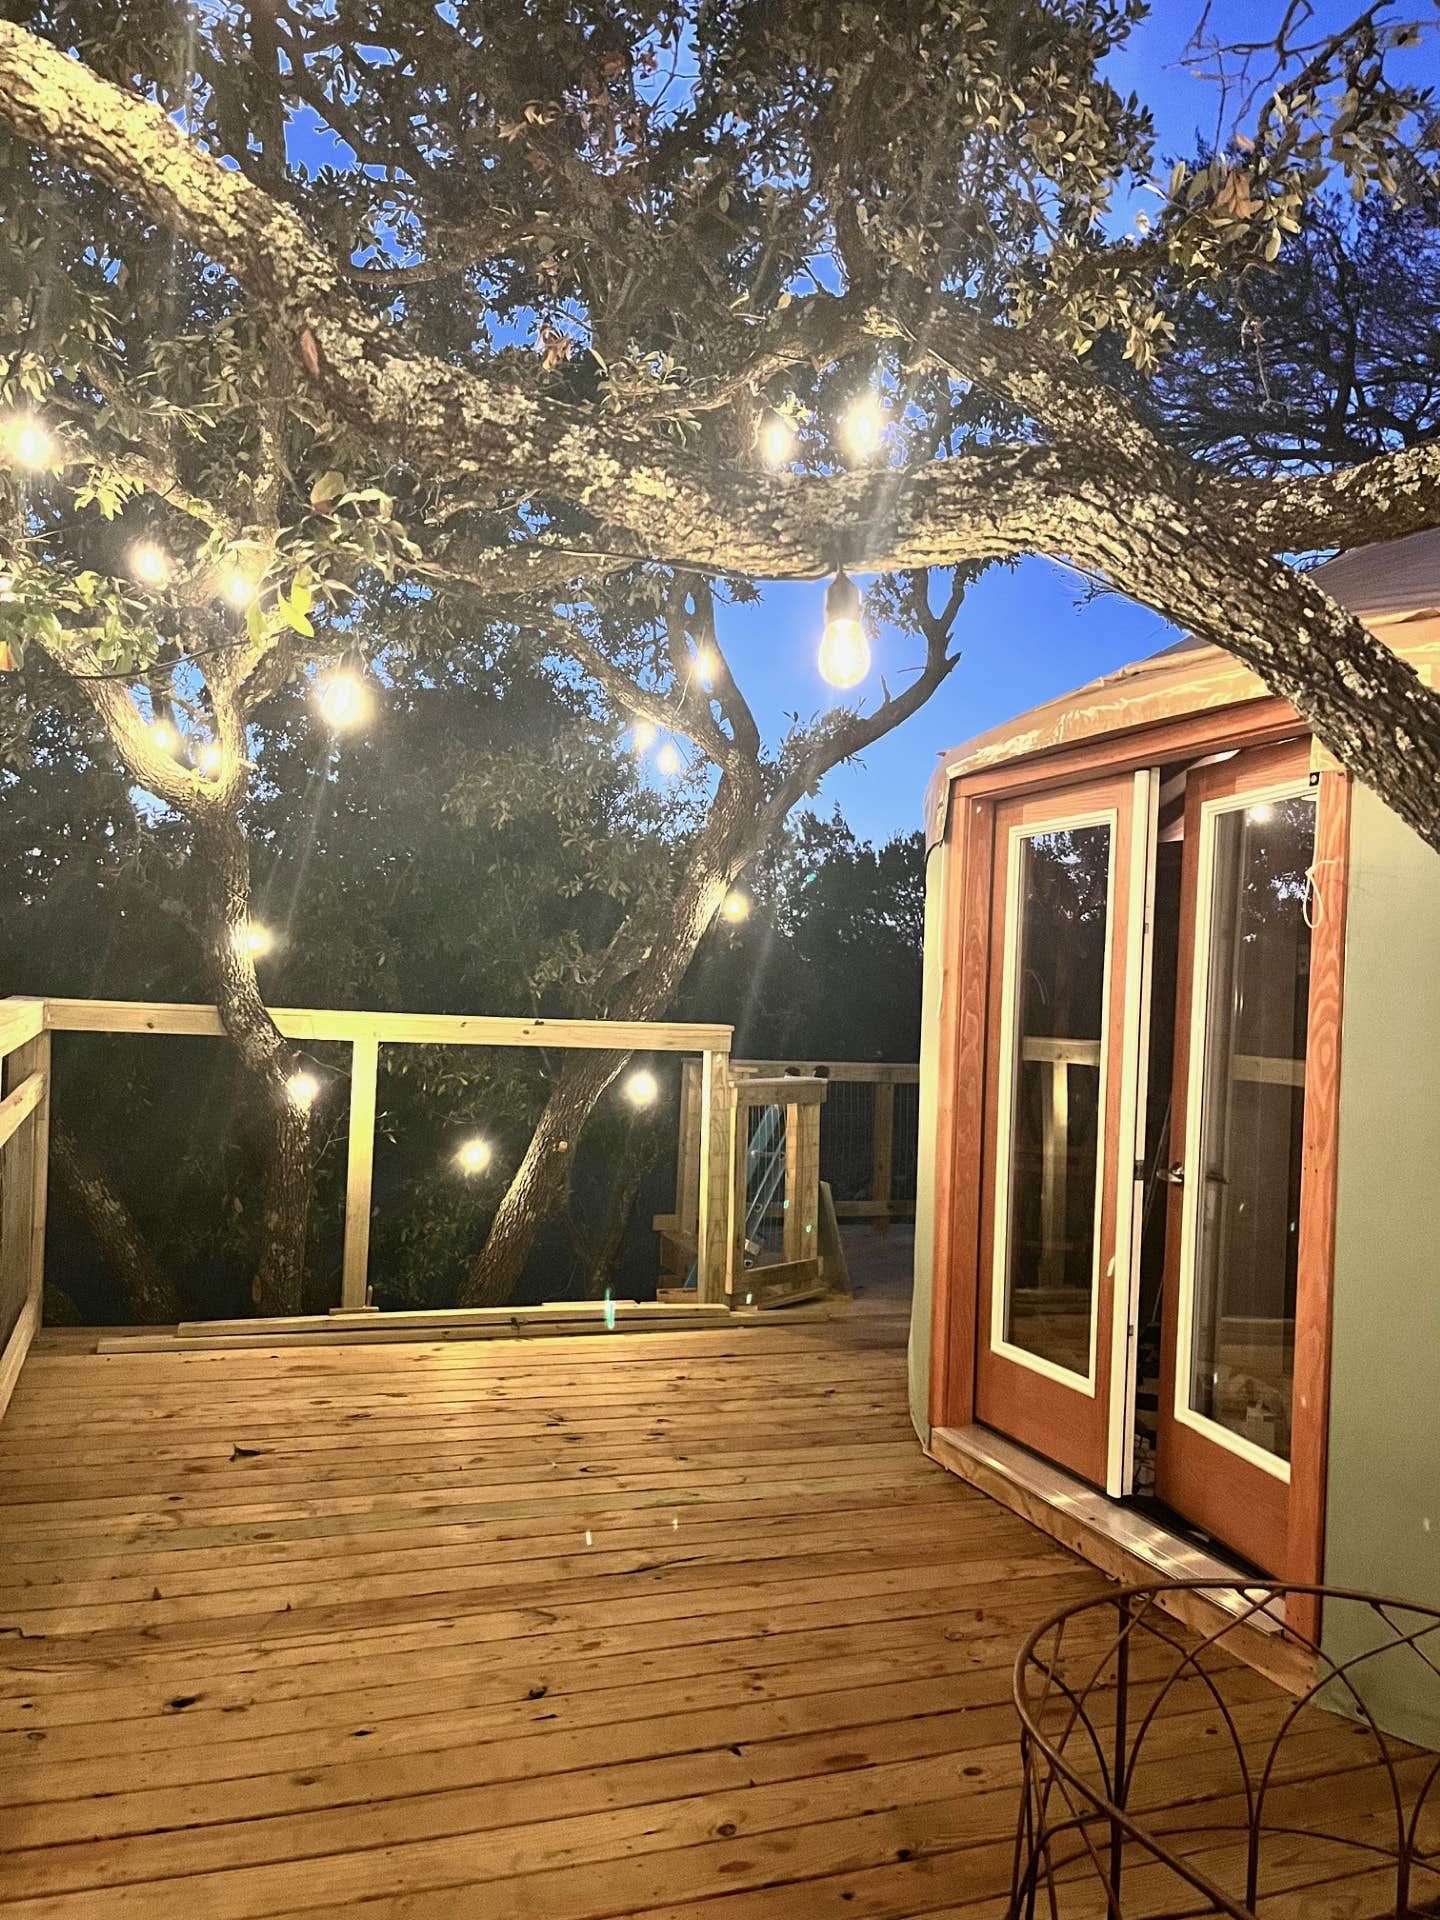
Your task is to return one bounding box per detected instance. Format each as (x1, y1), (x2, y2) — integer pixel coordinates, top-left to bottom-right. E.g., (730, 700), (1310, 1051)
(0, 1287), (1412, 1919)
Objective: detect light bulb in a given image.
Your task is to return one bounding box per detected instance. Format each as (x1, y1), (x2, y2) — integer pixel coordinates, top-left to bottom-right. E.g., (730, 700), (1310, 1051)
(2, 416), (58, 470)
(839, 393), (885, 461)
(455, 1136), (493, 1175)
(286, 1070), (320, 1110)
(818, 570), (871, 688)
(623, 1068), (659, 1108)
(197, 739), (224, 776)
(316, 670), (371, 731)
(150, 720), (179, 754)
(632, 719), (656, 752)
(1248, 801), (1276, 825)
(759, 413), (797, 468)
(656, 741), (682, 777)
(223, 566), (257, 609)
(721, 890), (750, 923)
(239, 920), (274, 959)
(694, 646), (719, 685)
(129, 540), (172, 589)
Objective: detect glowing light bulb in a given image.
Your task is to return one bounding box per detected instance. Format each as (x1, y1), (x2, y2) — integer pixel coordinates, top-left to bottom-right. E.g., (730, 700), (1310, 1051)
(150, 719), (179, 754)
(316, 670), (371, 731)
(455, 1136), (493, 1175)
(286, 1070), (320, 1110)
(721, 890), (750, 923)
(197, 739), (224, 776)
(129, 540), (172, 589)
(759, 413), (797, 468)
(656, 741), (682, 777)
(1248, 801), (1276, 825)
(818, 570), (871, 688)
(838, 393), (885, 461)
(623, 1068), (659, 1108)
(632, 719), (657, 752)
(239, 920), (274, 959)
(694, 646), (719, 685)
(222, 566), (257, 609)
(2, 415), (58, 470)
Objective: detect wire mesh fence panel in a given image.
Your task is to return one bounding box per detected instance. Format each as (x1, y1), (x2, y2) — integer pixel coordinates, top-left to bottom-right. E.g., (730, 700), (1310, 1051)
(890, 1079), (920, 1210)
(818, 1079), (875, 1202)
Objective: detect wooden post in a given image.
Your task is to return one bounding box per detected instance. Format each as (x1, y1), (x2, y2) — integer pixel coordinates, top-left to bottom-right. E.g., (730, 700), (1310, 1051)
(340, 1036), (378, 1310)
(676, 1057), (702, 1244)
(784, 1099), (822, 1264)
(726, 1082), (750, 1302)
(0, 1033), (49, 1420)
(870, 1077), (895, 1234)
(694, 1049), (733, 1304)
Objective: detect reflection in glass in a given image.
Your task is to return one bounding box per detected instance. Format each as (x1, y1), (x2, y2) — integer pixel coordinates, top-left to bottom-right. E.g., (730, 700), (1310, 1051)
(1002, 824), (1111, 1376)
(1188, 794), (1315, 1462)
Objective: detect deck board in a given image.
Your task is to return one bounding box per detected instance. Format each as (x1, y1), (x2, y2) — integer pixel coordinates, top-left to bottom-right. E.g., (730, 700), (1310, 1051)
(0, 1290), (1412, 1917)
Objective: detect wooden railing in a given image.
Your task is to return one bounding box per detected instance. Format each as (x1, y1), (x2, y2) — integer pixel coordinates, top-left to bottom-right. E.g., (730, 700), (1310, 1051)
(0, 995), (774, 1381)
(0, 999), (51, 1418)
(657, 1058), (919, 1287)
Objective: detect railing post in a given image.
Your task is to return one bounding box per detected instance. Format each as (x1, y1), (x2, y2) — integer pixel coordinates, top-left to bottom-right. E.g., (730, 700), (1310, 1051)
(695, 1049), (733, 1304)
(0, 1029), (49, 1419)
(784, 1099), (821, 1264)
(340, 1035), (378, 1310)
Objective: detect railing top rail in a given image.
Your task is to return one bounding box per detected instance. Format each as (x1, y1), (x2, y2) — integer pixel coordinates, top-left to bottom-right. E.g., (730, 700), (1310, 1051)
(733, 1058), (918, 1083)
(731, 1074), (828, 1106)
(0, 998), (45, 1061)
(34, 998), (733, 1055)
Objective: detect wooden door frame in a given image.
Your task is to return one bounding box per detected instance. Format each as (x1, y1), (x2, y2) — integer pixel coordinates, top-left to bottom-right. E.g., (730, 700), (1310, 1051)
(972, 775), (1145, 1489)
(926, 696), (1345, 1637)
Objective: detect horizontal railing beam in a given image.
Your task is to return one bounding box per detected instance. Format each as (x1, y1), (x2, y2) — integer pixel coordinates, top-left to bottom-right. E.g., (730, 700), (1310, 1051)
(733, 1059), (918, 1083)
(0, 1069), (46, 1156)
(41, 999), (733, 1054)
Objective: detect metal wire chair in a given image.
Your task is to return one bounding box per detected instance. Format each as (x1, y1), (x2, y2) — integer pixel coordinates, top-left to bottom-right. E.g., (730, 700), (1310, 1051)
(1008, 1581), (1440, 1918)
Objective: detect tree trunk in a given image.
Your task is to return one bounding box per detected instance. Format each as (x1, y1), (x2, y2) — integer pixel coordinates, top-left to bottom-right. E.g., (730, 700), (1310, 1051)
(193, 811), (316, 1316)
(50, 1121), (181, 1324)
(460, 811), (746, 1307)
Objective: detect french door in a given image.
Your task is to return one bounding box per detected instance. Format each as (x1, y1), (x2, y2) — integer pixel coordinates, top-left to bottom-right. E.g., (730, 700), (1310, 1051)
(974, 773), (1152, 1489)
(1156, 741), (1328, 1574)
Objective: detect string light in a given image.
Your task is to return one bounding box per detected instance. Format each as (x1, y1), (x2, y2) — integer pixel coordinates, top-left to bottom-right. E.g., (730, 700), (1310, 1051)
(721, 890), (750, 923)
(129, 540), (172, 589)
(623, 1068), (659, 1108)
(656, 741), (682, 777)
(316, 669), (371, 731)
(2, 415), (58, 470)
(838, 393), (886, 461)
(455, 1136), (493, 1175)
(286, 1070), (320, 1110)
(759, 412), (797, 468)
(239, 920), (274, 959)
(818, 570), (871, 688)
(150, 719), (179, 754)
(632, 719), (657, 752)
(197, 739), (224, 776)
(1248, 801), (1276, 825)
(222, 565), (257, 609)
(694, 646), (719, 685)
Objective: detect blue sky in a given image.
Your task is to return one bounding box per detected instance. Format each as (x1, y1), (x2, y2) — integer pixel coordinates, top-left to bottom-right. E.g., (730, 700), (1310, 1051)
(723, 0), (1439, 841)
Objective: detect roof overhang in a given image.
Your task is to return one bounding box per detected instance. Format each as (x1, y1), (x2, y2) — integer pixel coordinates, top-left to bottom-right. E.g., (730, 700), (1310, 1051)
(924, 530), (1440, 851)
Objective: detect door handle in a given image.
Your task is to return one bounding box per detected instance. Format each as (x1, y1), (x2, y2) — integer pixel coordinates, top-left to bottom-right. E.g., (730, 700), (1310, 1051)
(1159, 1163), (1185, 1187)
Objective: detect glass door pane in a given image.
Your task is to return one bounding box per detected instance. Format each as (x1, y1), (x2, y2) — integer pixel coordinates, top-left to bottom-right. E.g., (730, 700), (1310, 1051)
(1188, 793), (1316, 1462)
(1001, 823), (1112, 1378)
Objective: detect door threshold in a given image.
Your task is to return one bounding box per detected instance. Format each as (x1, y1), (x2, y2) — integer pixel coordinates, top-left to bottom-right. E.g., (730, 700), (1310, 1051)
(929, 1424), (1316, 1696)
